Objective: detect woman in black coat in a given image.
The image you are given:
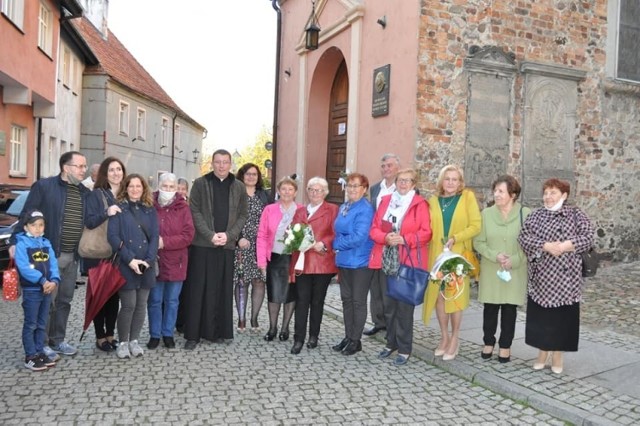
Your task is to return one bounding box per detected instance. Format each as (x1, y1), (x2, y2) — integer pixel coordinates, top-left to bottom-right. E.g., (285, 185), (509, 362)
(108, 173), (159, 360)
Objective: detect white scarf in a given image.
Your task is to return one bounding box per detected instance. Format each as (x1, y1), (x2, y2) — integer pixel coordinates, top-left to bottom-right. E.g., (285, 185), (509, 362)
(384, 190), (415, 229)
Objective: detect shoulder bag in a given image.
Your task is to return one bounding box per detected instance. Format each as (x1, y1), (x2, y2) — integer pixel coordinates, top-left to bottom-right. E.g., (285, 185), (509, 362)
(386, 236), (430, 306)
(2, 259), (20, 301)
(79, 190), (112, 259)
(572, 208), (598, 277)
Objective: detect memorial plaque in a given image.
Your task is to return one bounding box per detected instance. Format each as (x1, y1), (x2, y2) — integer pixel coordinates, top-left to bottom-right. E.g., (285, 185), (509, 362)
(372, 64), (390, 117)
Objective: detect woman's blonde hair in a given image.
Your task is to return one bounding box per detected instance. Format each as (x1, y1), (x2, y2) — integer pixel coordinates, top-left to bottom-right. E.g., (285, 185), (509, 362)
(276, 176), (298, 191)
(395, 168), (417, 185)
(435, 164), (465, 196)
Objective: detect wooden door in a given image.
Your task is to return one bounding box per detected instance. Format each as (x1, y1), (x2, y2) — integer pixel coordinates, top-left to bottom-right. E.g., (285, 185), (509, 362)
(325, 61), (348, 204)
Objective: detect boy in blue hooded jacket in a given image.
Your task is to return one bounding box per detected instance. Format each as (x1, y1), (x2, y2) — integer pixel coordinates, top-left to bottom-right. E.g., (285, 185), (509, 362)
(14, 210), (60, 371)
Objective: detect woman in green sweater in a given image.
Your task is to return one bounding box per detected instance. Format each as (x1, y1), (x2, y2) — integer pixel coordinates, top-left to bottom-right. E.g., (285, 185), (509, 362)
(473, 175), (530, 363)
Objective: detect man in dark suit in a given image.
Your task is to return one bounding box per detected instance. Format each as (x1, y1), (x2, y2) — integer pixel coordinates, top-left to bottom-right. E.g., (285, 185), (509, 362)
(364, 153), (400, 336)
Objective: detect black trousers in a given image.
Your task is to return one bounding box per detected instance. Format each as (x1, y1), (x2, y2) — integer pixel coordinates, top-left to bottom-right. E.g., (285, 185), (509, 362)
(93, 293), (119, 339)
(293, 273), (333, 342)
(482, 303), (517, 349)
(339, 267), (373, 341)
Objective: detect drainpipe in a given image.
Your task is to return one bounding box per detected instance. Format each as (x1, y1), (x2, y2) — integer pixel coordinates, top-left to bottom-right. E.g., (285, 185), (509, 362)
(170, 111), (178, 173)
(270, 0), (282, 191)
(36, 118), (43, 180)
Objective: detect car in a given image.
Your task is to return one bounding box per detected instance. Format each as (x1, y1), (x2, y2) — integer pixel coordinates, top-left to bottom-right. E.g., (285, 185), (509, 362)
(0, 191), (29, 274)
(0, 184), (30, 210)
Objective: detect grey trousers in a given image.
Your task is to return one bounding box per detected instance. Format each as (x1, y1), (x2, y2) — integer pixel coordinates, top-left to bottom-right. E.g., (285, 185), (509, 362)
(48, 252), (77, 346)
(117, 288), (150, 342)
(368, 269), (387, 328)
(384, 292), (416, 355)
(339, 267), (373, 341)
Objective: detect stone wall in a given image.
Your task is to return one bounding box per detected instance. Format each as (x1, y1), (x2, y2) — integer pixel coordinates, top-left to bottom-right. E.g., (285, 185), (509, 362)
(415, 0), (640, 261)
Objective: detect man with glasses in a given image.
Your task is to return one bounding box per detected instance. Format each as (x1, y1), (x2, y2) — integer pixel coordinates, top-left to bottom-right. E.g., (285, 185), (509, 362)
(10, 151), (90, 359)
(364, 153), (400, 336)
(183, 149), (248, 349)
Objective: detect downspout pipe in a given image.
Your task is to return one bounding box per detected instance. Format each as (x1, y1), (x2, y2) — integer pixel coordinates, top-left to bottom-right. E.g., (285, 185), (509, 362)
(170, 111), (178, 173)
(36, 118), (43, 180)
(270, 0), (282, 191)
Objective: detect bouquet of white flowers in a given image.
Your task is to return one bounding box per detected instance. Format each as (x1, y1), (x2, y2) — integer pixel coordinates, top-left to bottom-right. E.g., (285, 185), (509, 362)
(282, 223), (315, 254)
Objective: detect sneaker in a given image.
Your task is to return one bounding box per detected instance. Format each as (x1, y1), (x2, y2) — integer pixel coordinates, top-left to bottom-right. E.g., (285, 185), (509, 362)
(116, 341), (131, 359)
(52, 342), (77, 356)
(129, 340), (144, 357)
(39, 353), (56, 367)
(24, 355), (47, 371)
(43, 346), (61, 362)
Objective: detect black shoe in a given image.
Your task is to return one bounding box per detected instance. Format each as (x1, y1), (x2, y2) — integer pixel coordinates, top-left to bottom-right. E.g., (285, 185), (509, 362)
(307, 336), (318, 349)
(332, 337), (350, 352)
(264, 328), (277, 342)
(279, 330), (289, 341)
(363, 326), (386, 336)
(163, 337), (175, 349)
(147, 338), (160, 349)
(342, 340), (362, 356)
(107, 339), (119, 350)
(184, 340), (198, 350)
(96, 340), (113, 352)
(291, 341), (304, 355)
(498, 355), (511, 363)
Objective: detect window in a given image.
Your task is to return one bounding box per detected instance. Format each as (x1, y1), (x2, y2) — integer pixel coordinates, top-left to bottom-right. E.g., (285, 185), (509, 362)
(72, 56), (80, 93)
(136, 108), (146, 140)
(1, 0), (24, 30)
(62, 48), (71, 87)
(38, 2), (53, 56)
(119, 101), (129, 135)
(174, 123), (181, 150)
(607, 0), (640, 83)
(161, 117), (169, 148)
(10, 125), (27, 176)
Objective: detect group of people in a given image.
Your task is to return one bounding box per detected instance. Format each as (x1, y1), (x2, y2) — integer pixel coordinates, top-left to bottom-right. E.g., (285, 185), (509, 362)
(10, 149), (594, 375)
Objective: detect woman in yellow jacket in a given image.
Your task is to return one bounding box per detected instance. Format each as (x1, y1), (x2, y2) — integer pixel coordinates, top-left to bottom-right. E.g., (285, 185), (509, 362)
(422, 165), (481, 360)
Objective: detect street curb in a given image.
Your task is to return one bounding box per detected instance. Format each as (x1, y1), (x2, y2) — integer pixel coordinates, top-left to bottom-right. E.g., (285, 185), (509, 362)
(323, 303), (617, 426)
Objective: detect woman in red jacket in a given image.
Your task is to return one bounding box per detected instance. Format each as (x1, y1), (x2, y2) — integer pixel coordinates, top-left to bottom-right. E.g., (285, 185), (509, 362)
(289, 177), (339, 354)
(369, 168), (432, 365)
(147, 173), (195, 349)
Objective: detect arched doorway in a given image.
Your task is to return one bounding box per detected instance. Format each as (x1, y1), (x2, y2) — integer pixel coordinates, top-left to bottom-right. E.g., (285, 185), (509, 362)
(325, 60), (348, 204)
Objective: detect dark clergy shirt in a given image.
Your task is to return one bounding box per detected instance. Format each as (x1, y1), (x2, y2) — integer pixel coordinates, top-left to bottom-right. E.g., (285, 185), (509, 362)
(212, 175), (231, 233)
(60, 183), (84, 253)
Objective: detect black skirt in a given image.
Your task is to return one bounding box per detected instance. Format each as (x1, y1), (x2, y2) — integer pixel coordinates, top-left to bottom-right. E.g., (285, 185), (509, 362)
(266, 253), (296, 304)
(525, 296), (579, 352)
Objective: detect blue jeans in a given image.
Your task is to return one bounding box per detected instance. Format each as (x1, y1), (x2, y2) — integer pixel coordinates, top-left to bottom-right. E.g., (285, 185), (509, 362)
(22, 289), (52, 357)
(148, 281), (183, 338)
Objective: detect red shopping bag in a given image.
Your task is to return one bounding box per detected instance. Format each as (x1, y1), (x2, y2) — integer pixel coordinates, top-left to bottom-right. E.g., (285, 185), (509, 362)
(2, 259), (20, 301)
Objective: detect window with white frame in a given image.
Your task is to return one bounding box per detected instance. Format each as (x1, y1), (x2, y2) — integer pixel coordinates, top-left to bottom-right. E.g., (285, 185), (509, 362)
(62, 47), (71, 87)
(72, 56), (80, 93)
(607, 0), (640, 83)
(38, 1), (53, 56)
(174, 123), (181, 151)
(136, 108), (146, 140)
(10, 125), (27, 176)
(161, 117), (169, 148)
(1, 0), (25, 30)
(119, 101), (130, 135)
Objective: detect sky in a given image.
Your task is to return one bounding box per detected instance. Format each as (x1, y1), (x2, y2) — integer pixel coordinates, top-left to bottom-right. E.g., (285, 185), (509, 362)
(107, 0), (277, 154)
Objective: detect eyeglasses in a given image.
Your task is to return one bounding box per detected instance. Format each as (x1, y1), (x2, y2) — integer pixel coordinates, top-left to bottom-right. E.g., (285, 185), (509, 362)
(397, 178), (413, 184)
(244, 172), (258, 177)
(307, 188), (323, 194)
(346, 184), (363, 189)
(67, 164), (88, 170)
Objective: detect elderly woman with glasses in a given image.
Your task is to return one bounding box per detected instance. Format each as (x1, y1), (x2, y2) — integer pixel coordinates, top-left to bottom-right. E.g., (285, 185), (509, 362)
(288, 177), (338, 354)
(332, 173), (375, 356)
(369, 169), (432, 365)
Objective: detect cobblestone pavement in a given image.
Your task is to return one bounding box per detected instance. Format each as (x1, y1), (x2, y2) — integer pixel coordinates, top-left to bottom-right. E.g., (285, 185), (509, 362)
(0, 261), (638, 424)
(0, 287), (564, 424)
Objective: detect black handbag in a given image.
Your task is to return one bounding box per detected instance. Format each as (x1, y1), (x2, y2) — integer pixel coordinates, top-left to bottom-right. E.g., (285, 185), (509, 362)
(386, 237), (430, 306)
(572, 208), (598, 277)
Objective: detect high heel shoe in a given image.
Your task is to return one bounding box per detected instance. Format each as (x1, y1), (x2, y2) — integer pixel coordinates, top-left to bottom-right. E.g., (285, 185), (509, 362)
(434, 339), (449, 357)
(498, 348), (511, 363)
(237, 319), (246, 332)
(264, 328), (277, 341)
(250, 318), (260, 333)
(551, 352), (563, 374)
(533, 350), (550, 370)
(481, 345), (494, 360)
(279, 330), (290, 341)
(442, 346), (459, 361)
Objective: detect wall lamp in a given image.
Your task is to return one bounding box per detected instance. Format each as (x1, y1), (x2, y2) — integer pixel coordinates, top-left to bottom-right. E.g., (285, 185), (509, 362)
(305, 0), (320, 50)
(377, 15), (387, 28)
(192, 148), (200, 163)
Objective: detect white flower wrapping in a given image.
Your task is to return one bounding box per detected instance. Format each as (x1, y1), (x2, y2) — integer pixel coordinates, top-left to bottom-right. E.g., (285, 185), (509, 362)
(282, 223), (316, 271)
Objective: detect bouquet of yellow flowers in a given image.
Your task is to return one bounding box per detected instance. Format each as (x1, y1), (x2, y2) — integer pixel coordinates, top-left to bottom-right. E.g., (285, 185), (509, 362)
(430, 248), (474, 308)
(282, 223), (315, 255)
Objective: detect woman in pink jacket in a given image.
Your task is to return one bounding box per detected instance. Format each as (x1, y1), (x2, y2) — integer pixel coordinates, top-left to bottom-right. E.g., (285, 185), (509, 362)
(369, 169), (432, 365)
(256, 177), (303, 342)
